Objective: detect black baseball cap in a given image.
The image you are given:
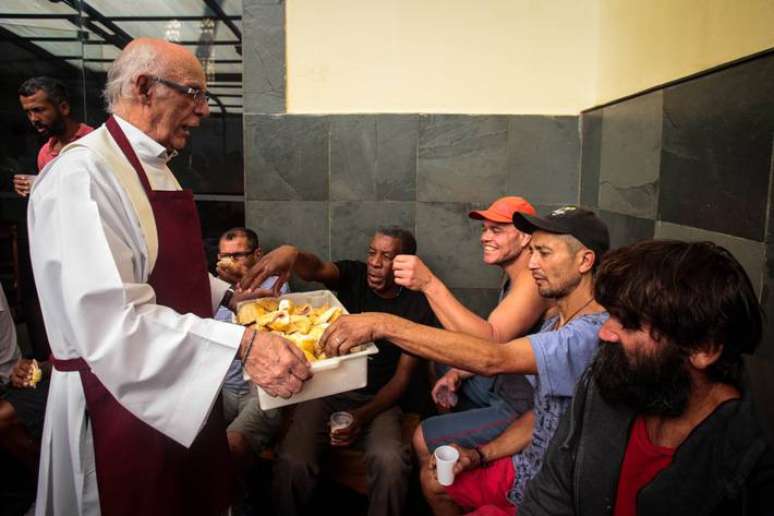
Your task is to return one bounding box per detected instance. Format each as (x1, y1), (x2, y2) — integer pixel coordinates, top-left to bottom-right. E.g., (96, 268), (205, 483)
(513, 206), (610, 259)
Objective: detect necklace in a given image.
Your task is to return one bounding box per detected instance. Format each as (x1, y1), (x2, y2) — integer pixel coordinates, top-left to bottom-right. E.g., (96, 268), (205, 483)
(554, 297), (595, 330)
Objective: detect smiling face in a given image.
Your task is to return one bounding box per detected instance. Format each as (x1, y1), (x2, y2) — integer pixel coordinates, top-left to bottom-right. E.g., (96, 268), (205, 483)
(366, 233), (402, 295)
(528, 231), (586, 299)
(19, 89), (68, 138)
(480, 220), (528, 267)
(145, 53), (209, 151)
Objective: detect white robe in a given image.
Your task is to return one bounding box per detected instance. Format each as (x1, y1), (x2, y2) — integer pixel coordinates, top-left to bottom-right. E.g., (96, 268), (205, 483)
(28, 117), (244, 516)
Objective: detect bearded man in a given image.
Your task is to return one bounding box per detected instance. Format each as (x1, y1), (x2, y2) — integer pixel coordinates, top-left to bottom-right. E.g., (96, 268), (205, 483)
(15, 77), (94, 196)
(520, 240), (774, 516)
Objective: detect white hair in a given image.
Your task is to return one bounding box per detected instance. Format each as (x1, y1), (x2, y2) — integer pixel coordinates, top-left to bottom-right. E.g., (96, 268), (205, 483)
(103, 42), (165, 113)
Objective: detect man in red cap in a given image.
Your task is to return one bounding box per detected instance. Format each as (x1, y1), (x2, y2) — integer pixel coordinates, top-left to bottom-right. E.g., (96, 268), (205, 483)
(391, 196), (550, 469)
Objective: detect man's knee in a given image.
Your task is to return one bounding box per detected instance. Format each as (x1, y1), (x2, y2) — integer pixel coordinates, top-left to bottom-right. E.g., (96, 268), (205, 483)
(367, 442), (411, 479)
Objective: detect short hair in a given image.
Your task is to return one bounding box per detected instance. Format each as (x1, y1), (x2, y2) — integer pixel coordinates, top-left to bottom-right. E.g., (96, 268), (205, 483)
(375, 226), (417, 255)
(220, 227), (259, 251)
(595, 240), (763, 387)
(18, 77), (70, 105)
(103, 41), (164, 113)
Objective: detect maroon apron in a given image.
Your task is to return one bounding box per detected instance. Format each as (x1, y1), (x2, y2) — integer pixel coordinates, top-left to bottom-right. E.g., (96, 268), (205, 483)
(51, 116), (233, 515)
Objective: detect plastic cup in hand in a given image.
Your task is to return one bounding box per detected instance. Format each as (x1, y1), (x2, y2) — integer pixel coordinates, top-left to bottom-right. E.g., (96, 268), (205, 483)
(14, 174), (36, 197)
(329, 411), (353, 444)
(435, 386), (458, 408)
(434, 445), (460, 486)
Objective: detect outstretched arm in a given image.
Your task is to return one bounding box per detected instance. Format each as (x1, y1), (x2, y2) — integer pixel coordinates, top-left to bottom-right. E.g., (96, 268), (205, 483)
(321, 312), (537, 376)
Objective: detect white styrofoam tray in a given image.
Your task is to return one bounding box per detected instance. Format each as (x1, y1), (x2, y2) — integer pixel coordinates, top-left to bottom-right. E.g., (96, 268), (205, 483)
(235, 290), (378, 409)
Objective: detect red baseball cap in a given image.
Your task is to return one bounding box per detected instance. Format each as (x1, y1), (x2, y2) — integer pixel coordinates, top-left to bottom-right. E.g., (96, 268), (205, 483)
(468, 196), (536, 223)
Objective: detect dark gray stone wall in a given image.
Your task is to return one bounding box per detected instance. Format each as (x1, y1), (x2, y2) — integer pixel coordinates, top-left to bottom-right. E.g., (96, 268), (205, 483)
(580, 51), (774, 441)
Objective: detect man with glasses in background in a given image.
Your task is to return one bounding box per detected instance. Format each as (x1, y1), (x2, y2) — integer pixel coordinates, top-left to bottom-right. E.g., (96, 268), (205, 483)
(215, 227), (289, 474)
(27, 39), (310, 516)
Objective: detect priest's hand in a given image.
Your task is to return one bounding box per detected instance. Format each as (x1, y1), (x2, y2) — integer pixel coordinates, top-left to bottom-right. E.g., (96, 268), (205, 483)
(241, 330), (312, 398)
(321, 313), (388, 357)
(239, 245), (298, 294)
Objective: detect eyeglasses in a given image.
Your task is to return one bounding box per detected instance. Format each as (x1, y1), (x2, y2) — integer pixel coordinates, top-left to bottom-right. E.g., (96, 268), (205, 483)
(152, 76), (210, 105)
(217, 250), (255, 260)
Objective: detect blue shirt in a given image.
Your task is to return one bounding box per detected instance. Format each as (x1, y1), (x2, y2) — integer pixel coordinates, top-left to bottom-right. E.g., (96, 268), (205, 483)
(508, 311), (608, 506)
(217, 276), (289, 394)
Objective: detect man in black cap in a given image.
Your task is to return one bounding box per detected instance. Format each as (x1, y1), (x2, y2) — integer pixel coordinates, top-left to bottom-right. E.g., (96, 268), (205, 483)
(315, 206), (610, 516)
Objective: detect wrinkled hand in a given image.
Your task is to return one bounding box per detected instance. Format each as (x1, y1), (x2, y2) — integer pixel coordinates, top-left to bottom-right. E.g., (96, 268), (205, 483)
(229, 287), (274, 312)
(239, 245), (297, 293)
(13, 174), (34, 198)
(243, 332), (312, 398)
(392, 255), (435, 292)
(330, 411), (363, 447)
(431, 369), (462, 409)
(428, 444), (481, 478)
(10, 359), (34, 389)
(321, 313), (386, 357)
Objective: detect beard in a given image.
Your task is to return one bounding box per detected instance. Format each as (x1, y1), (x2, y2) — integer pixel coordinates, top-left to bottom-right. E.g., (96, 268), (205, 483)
(34, 114), (65, 138)
(538, 274), (580, 299)
(591, 340), (692, 417)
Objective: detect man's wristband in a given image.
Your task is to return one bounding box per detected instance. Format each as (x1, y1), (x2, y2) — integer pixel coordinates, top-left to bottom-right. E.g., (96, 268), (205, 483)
(474, 446), (488, 468)
(241, 330), (257, 363)
(221, 287), (235, 309)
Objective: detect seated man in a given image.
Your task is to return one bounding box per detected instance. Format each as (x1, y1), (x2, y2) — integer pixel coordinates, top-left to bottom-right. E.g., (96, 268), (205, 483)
(255, 226), (438, 516)
(318, 207), (610, 515)
(520, 240), (774, 516)
(214, 227), (289, 470)
(391, 196), (549, 463)
(0, 283), (50, 487)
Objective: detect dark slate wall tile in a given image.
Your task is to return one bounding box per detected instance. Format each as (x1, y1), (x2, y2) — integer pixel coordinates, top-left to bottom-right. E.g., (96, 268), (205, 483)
(246, 200), (329, 258)
(508, 116), (580, 206)
(660, 54), (774, 241)
(745, 356), (774, 444)
(580, 109), (602, 209)
(330, 201), (415, 262)
(416, 202), (503, 289)
(654, 221), (764, 296)
(597, 209), (655, 251)
(450, 288), (500, 318)
(244, 115), (329, 201)
(243, 1), (285, 114)
(330, 115), (418, 201)
(417, 116), (509, 203)
(598, 90), (662, 219)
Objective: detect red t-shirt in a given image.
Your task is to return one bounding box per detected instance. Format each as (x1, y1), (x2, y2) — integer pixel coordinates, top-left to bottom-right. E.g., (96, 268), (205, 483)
(614, 416), (675, 516)
(37, 122), (94, 171)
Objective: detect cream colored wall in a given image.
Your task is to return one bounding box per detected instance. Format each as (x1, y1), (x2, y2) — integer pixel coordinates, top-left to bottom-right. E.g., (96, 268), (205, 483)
(286, 0), (774, 114)
(286, 0), (598, 115)
(595, 0), (774, 106)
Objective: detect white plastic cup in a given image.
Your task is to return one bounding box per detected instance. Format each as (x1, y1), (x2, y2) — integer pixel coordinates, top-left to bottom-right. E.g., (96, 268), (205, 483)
(329, 411), (353, 444)
(434, 445), (460, 486)
(435, 386), (458, 408)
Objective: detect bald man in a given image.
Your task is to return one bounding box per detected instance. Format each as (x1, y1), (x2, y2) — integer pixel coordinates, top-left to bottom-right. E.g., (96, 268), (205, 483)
(28, 39), (311, 516)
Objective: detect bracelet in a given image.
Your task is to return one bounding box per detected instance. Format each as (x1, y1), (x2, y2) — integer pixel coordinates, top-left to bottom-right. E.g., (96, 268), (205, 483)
(240, 330), (257, 363)
(473, 446), (488, 468)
